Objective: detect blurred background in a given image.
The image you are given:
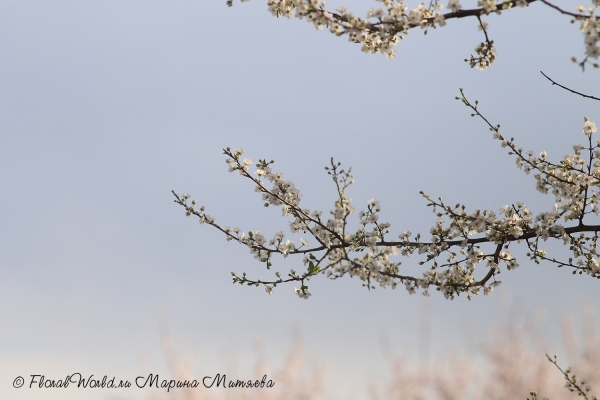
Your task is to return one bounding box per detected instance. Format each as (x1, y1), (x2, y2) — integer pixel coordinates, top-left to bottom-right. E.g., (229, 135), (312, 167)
(0, 0), (598, 399)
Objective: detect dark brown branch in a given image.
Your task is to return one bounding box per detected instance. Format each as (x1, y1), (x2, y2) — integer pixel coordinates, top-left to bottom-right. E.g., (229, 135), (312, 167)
(397, 0), (540, 25)
(283, 0), (591, 32)
(348, 0), (541, 31)
(540, 71), (600, 101)
(380, 224), (600, 248)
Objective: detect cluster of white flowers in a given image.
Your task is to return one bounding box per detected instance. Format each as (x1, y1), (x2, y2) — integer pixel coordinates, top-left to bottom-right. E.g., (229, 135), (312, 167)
(226, 0), (599, 69)
(262, 0), (444, 60)
(572, 3), (600, 68)
(173, 93), (600, 299)
(468, 39), (496, 70)
(234, 0), (474, 60)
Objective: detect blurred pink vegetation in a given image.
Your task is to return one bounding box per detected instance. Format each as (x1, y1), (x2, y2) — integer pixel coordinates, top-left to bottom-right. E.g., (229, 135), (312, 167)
(149, 306), (599, 400)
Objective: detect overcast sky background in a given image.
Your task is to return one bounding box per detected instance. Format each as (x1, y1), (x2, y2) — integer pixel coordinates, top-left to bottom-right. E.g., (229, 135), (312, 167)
(1, 1), (599, 399)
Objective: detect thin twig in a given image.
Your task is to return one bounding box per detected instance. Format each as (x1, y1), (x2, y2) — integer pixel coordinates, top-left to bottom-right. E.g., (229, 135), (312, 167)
(539, 0), (591, 19)
(540, 71), (600, 101)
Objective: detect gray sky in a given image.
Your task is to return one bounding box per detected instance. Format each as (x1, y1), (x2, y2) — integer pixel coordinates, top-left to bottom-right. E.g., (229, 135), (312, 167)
(1, 1), (599, 399)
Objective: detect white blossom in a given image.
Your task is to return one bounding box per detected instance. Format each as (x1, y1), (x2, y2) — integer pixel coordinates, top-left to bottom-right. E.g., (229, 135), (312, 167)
(448, 0), (462, 12)
(294, 287), (312, 299)
(584, 117), (597, 136)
